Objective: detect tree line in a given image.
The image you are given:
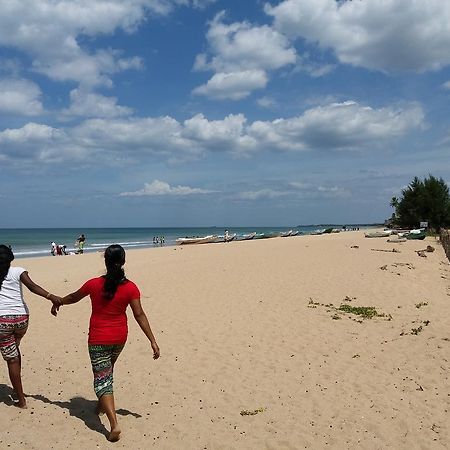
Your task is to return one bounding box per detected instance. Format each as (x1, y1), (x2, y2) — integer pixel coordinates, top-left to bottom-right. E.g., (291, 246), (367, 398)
(390, 175), (450, 231)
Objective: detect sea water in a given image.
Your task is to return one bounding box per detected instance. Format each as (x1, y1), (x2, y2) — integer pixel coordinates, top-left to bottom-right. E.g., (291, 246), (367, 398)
(0, 225), (368, 259)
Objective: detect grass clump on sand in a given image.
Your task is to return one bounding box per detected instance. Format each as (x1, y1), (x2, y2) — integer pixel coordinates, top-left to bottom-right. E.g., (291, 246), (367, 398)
(338, 304), (381, 319)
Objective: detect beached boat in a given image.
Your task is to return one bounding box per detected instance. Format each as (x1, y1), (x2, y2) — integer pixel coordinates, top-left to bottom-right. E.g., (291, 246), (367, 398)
(406, 229), (426, 240)
(387, 237), (407, 243)
(280, 230), (293, 237)
(364, 230), (391, 238)
(239, 232), (257, 240)
(310, 229), (325, 235)
(290, 230), (300, 236)
(176, 235), (218, 245)
(214, 233), (237, 243)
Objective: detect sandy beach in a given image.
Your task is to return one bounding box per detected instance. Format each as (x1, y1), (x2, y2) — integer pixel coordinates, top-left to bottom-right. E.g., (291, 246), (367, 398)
(1, 231), (449, 449)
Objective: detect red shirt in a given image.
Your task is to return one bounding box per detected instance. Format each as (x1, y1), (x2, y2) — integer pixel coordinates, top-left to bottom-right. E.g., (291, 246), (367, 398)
(80, 277), (140, 345)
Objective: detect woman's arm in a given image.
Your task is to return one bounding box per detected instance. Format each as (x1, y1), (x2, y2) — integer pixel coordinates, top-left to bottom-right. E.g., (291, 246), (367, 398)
(51, 289), (87, 316)
(130, 299), (160, 359)
(20, 271), (61, 305)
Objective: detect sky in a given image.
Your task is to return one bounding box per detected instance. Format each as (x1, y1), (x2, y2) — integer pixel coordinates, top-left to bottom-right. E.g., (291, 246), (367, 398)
(1, 0), (450, 227)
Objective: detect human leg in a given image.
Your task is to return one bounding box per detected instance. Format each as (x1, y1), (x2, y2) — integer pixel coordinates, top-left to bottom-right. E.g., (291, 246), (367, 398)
(0, 316), (29, 408)
(89, 344), (125, 441)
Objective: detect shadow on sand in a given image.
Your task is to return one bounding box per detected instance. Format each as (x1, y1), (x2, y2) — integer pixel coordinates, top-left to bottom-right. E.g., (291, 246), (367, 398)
(28, 393), (142, 438)
(0, 383), (16, 406)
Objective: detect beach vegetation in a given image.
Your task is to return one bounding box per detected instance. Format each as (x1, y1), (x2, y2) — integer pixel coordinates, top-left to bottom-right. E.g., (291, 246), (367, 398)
(415, 301), (428, 308)
(338, 304), (380, 319)
(390, 175), (450, 231)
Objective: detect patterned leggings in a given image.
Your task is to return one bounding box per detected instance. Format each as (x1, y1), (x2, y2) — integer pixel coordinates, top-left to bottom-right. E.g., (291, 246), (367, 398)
(0, 315), (29, 361)
(88, 344), (125, 398)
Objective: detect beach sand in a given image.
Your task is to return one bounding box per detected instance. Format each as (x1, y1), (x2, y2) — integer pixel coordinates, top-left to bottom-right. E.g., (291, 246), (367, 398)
(1, 231), (450, 449)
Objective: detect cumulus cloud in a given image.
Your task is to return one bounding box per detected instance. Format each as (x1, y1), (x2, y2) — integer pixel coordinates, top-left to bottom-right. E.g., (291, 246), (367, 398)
(265, 0), (450, 73)
(0, 122), (71, 162)
(193, 70), (268, 100)
(120, 179), (215, 196)
(62, 88), (133, 119)
(0, 1), (183, 88)
(193, 11), (296, 99)
(0, 79), (44, 116)
(0, 101), (425, 165)
(247, 101), (424, 152)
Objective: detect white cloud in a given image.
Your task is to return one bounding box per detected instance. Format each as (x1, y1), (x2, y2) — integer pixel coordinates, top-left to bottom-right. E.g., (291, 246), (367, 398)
(193, 11), (296, 99)
(442, 81), (450, 90)
(247, 101), (424, 153)
(0, 101), (425, 165)
(0, 79), (44, 116)
(0, 122), (71, 162)
(62, 88), (133, 119)
(120, 179), (215, 196)
(0, 1), (178, 88)
(266, 0), (450, 73)
(193, 70), (268, 100)
(237, 182), (349, 201)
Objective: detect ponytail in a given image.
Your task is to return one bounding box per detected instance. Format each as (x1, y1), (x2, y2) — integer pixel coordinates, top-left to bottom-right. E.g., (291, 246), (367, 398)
(103, 244), (127, 300)
(0, 245), (14, 290)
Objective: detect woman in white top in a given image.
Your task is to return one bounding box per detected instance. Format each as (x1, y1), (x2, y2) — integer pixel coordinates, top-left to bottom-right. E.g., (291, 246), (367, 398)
(0, 245), (61, 408)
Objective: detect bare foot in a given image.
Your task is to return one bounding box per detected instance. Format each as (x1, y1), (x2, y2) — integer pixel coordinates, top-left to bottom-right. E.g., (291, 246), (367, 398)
(13, 400), (27, 409)
(107, 427), (121, 442)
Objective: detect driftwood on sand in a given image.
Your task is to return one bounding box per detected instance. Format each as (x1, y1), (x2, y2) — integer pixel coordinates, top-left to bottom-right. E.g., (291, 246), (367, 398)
(371, 248), (401, 253)
(416, 245), (435, 258)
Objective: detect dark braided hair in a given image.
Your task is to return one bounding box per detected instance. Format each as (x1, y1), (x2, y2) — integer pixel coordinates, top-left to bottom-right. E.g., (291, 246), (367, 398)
(102, 244), (127, 300)
(0, 245), (14, 290)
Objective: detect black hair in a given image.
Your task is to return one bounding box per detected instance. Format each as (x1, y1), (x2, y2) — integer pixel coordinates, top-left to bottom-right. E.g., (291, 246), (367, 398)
(102, 244), (127, 300)
(0, 245), (14, 290)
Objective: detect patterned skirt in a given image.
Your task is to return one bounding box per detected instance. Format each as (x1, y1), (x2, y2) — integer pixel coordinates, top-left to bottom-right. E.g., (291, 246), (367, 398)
(0, 315), (29, 361)
(88, 343), (125, 398)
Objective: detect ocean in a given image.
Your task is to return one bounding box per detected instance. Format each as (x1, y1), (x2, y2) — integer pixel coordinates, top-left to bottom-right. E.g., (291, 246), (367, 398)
(0, 225), (368, 259)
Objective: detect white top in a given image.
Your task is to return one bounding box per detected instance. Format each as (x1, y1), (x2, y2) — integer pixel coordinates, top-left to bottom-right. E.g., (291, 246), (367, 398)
(0, 266), (29, 316)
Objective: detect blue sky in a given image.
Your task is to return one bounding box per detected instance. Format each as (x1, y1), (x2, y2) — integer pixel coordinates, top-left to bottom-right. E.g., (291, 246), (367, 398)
(1, 0), (450, 227)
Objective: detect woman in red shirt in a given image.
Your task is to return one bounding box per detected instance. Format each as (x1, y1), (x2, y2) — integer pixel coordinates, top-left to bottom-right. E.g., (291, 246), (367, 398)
(53, 244), (160, 442)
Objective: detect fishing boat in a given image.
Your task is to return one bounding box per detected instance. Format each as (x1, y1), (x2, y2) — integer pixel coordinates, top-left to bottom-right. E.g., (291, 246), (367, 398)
(290, 230), (300, 236)
(310, 229), (325, 235)
(280, 230), (293, 237)
(406, 229), (426, 240)
(176, 235), (218, 245)
(239, 232), (257, 240)
(214, 233), (237, 243)
(364, 230), (391, 238)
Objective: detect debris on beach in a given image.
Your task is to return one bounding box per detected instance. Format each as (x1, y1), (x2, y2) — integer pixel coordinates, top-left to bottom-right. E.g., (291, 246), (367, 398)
(350, 245), (359, 249)
(371, 248), (401, 253)
(240, 407), (265, 416)
(416, 245), (435, 257)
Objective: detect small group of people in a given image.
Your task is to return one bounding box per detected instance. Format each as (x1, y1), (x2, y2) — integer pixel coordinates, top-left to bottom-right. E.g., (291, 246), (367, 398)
(50, 242), (67, 256)
(152, 236), (165, 245)
(0, 243), (160, 442)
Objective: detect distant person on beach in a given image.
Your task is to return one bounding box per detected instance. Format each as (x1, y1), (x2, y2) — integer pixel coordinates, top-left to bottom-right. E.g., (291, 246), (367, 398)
(76, 234), (86, 254)
(51, 244), (160, 442)
(51, 241), (57, 256)
(0, 244), (61, 408)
